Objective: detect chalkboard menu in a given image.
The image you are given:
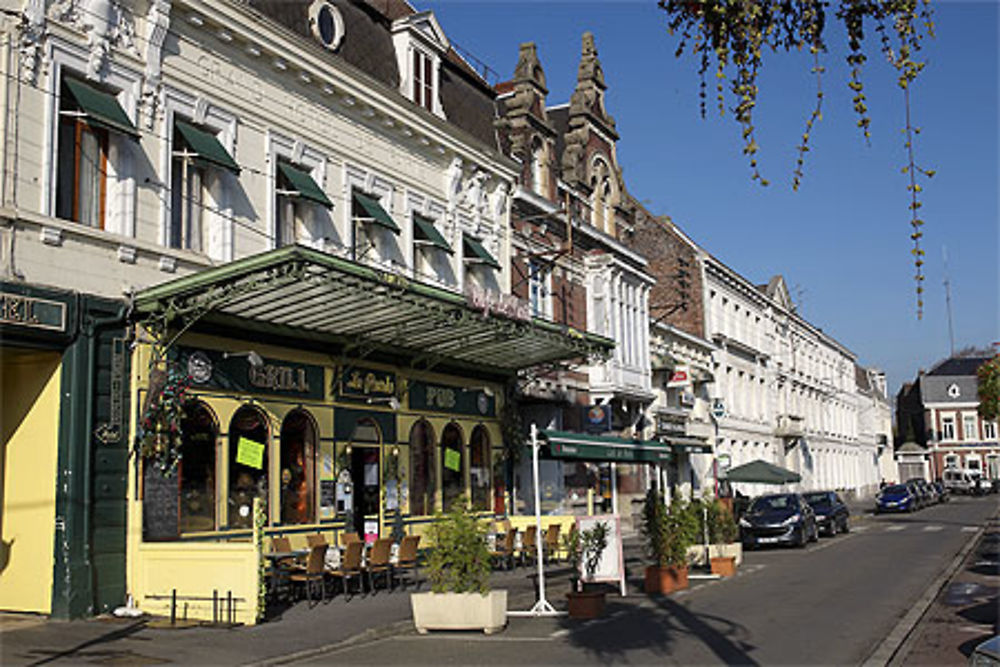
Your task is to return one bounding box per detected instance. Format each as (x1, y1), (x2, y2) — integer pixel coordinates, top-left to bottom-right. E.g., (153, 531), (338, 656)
(320, 480), (336, 510)
(143, 463), (180, 541)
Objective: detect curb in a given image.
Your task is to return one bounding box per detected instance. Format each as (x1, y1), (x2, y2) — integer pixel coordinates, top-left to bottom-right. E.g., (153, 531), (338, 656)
(861, 516), (992, 667)
(247, 618), (414, 667)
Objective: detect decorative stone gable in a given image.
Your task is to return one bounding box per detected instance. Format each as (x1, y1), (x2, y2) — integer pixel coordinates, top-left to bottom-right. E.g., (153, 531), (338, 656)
(496, 43), (556, 172)
(561, 32), (619, 190)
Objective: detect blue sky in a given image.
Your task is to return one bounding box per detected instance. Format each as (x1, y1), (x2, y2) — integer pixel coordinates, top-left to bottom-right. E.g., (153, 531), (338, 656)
(423, 0), (999, 395)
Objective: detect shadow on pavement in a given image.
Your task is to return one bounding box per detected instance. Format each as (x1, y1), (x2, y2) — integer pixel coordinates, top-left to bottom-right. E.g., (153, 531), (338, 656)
(21, 620), (149, 666)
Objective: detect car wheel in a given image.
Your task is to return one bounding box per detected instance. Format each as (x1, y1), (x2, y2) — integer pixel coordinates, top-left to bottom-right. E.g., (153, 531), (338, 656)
(841, 517), (850, 533)
(811, 524), (819, 543)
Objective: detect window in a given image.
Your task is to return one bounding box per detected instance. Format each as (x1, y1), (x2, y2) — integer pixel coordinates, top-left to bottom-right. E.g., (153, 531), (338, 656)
(170, 120), (238, 252)
(528, 260), (551, 318)
(179, 401), (218, 533)
(279, 410), (317, 525)
(944, 454), (958, 469)
(962, 414), (978, 441)
(984, 421), (997, 440)
(440, 423), (464, 513)
(412, 48), (434, 111)
(57, 78), (114, 227)
(409, 420), (436, 516)
(941, 416), (955, 441)
(276, 161), (333, 248)
(531, 138), (546, 197)
(470, 426), (490, 511)
(228, 406), (269, 529)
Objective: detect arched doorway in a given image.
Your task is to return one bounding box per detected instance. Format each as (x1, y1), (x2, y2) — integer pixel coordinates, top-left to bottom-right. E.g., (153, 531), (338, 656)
(441, 423), (464, 512)
(469, 425), (490, 511)
(228, 405), (269, 529)
(409, 420), (436, 516)
(179, 401), (218, 533)
(348, 418), (381, 540)
(280, 409), (317, 525)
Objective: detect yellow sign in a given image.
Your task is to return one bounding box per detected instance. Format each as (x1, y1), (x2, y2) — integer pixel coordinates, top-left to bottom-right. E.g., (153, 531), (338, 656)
(236, 437), (265, 470)
(444, 448), (461, 472)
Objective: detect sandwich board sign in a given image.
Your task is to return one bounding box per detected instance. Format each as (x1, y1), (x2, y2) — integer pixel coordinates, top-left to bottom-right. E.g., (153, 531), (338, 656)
(575, 514), (626, 597)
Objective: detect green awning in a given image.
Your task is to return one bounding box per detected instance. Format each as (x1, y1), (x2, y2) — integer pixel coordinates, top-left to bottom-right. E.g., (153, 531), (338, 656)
(662, 436), (713, 454)
(463, 234), (500, 270)
(412, 214), (452, 253)
(278, 163), (333, 208)
(723, 459), (801, 484)
(353, 192), (400, 233)
(175, 120), (240, 174)
(62, 78), (138, 138)
(539, 430), (672, 464)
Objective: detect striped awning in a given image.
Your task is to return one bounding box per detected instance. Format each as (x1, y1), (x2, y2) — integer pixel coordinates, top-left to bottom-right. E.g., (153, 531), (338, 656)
(133, 245), (613, 375)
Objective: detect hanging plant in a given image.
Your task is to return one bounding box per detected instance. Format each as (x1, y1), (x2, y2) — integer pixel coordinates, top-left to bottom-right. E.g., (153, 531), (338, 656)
(134, 363), (193, 476)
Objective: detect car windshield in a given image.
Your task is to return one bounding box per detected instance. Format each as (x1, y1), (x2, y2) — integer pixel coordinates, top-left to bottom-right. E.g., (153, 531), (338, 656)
(804, 493), (831, 506)
(749, 495), (797, 512)
(883, 484), (908, 494)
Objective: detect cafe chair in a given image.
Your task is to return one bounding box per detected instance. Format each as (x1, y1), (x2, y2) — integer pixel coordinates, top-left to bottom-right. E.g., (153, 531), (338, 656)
(340, 531), (361, 547)
(289, 543), (328, 607)
(394, 535), (421, 589)
(490, 528), (517, 570)
(271, 536), (292, 553)
(306, 533), (327, 548)
(520, 524), (538, 566)
(328, 540), (364, 600)
(543, 523), (562, 563)
(366, 538), (394, 593)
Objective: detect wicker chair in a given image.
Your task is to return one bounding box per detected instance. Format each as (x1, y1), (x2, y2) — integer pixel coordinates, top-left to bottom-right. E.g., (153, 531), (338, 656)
(366, 538), (394, 593)
(520, 524), (538, 566)
(394, 535), (421, 589)
(543, 523), (562, 563)
(327, 540), (364, 599)
(288, 543), (328, 606)
(306, 533), (327, 548)
(490, 528), (517, 570)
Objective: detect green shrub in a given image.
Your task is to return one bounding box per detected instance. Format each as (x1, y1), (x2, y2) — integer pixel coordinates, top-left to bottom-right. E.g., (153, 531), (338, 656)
(425, 501), (491, 595)
(642, 490), (698, 567)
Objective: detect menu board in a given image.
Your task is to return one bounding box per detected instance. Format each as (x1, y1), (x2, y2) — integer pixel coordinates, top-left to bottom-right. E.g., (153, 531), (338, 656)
(143, 463), (180, 541)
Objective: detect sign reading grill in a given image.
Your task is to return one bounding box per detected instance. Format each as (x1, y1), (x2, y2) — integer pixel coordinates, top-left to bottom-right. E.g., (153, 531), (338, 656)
(1, 292), (67, 331)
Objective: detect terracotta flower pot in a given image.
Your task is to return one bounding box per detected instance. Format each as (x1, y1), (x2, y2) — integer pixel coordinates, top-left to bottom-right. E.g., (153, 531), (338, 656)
(710, 555), (737, 577)
(644, 565), (689, 594)
(567, 590), (605, 619)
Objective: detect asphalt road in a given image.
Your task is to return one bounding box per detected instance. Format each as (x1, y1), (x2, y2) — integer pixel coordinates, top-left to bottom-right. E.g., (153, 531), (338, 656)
(295, 495), (998, 666)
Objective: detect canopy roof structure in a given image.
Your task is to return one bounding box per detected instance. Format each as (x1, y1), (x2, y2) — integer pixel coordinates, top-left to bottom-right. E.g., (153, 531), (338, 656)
(538, 429), (672, 463)
(133, 245), (613, 375)
(723, 459), (802, 484)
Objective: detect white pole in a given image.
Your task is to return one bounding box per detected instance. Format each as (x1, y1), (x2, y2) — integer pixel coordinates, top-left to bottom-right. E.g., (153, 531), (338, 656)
(508, 423), (561, 617)
(611, 462), (618, 515)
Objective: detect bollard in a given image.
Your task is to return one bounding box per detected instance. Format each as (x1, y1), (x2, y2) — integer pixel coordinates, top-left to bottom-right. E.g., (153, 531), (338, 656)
(227, 590), (233, 624)
(170, 589), (176, 625)
(213, 589), (219, 624)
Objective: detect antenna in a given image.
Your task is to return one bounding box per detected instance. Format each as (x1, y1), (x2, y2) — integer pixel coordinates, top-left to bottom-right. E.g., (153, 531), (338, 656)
(942, 246), (955, 356)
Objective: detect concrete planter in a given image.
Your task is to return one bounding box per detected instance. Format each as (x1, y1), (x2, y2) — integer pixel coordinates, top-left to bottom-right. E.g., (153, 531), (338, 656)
(686, 542), (743, 568)
(644, 565), (689, 594)
(411, 590), (507, 634)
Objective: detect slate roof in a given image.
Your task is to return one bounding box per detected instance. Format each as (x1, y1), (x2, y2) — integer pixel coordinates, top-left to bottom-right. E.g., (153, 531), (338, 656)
(927, 356), (991, 377)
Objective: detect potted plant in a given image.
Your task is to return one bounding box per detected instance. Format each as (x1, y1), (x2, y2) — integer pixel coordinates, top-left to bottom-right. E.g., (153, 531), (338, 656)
(642, 490), (697, 594)
(684, 498), (742, 574)
(410, 501), (507, 634)
(566, 521), (609, 619)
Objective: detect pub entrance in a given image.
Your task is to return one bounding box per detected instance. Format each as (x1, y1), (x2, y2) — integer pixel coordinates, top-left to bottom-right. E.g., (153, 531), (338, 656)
(347, 417), (382, 542)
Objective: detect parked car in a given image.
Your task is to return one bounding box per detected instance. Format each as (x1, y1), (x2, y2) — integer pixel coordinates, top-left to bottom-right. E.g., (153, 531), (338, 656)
(970, 473), (993, 496)
(875, 483), (918, 513)
(907, 478), (935, 508)
(932, 480), (950, 502)
(969, 635), (1000, 667)
(943, 468), (977, 495)
(739, 493), (818, 549)
(803, 491), (850, 536)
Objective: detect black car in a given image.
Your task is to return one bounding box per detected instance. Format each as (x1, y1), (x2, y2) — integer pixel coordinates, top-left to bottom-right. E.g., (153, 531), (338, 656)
(803, 490), (850, 536)
(740, 493), (818, 549)
(905, 479), (930, 509)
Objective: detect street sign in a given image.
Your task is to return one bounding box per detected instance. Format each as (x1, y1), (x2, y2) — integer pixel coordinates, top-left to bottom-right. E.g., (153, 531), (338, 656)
(711, 398), (727, 421)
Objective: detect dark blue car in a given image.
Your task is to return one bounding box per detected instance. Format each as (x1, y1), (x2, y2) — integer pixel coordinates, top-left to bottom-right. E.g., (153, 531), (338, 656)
(740, 493), (818, 548)
(875, 483), (916, 513)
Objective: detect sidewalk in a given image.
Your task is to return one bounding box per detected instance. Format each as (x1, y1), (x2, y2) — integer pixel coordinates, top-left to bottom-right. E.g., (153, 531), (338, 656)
(889, 514), (1000, 666)
(0, 539), (653, 666)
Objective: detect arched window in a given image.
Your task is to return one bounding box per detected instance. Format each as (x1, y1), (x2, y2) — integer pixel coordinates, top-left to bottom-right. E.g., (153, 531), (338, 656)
(409, 420), (436, 516)
(179, 401), (218, 533)
(440, 423), (465, 512)
(280, 409), (317, 525)
(470, 425), (491, 511)
(531, 138), (546, 197)
(228, 405), (270, 529)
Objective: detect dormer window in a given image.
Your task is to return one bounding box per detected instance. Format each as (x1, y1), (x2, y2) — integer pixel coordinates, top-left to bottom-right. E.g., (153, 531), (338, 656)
(391, 11), (449, 118)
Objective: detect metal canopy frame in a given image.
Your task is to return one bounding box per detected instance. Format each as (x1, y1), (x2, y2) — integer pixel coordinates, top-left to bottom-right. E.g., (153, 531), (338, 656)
(133, 245), (614, 374)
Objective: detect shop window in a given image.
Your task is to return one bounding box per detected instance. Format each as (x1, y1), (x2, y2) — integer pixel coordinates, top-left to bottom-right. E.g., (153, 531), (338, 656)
(470, 425), (490, 511)
(440, 423), (465, 512)
(409, 420), (436, 516)
(228, 405), (270, 529)
(280, 409), (317, 525)
(179, 401), (218, 533)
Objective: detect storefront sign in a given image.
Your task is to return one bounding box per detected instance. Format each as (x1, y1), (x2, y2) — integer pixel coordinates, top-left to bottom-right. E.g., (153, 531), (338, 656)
(236, 437), (265, 470)
(656, 415), (687, 437)
(667, 366), (691, 388)
(465, 285), (531, 322)
(339, 366), (396, 400)
(0, 291), (67, 331)
(582, 404), (612, 433)
(408, 381), (496, 417)
(178, 348), (323, 400)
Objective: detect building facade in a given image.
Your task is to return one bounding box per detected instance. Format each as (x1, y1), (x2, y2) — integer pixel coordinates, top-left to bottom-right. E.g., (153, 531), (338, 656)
(896, 355), (1000, 482)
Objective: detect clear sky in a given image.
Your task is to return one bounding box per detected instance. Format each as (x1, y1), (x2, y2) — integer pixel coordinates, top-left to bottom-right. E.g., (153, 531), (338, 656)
(422, 0), (999, 395)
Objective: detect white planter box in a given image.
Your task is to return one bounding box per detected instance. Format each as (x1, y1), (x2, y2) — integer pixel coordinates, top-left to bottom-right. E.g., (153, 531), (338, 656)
(686, 542), (743, 567)
(411, 590), (507, 634)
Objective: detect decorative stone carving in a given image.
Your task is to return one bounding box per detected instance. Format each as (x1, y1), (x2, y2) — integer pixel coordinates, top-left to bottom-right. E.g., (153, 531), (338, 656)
(490, 182), (508, 220)
(142, 0), (172, 128)
(561, 32), (618, 188)
(445, 157), (463, 207)
(19, 0), (47, 84)
(49, 0), (139, 79)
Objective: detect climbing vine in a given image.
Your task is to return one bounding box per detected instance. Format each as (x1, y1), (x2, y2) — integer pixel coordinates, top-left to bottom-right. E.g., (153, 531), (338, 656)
(659, 0), (935, 317)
